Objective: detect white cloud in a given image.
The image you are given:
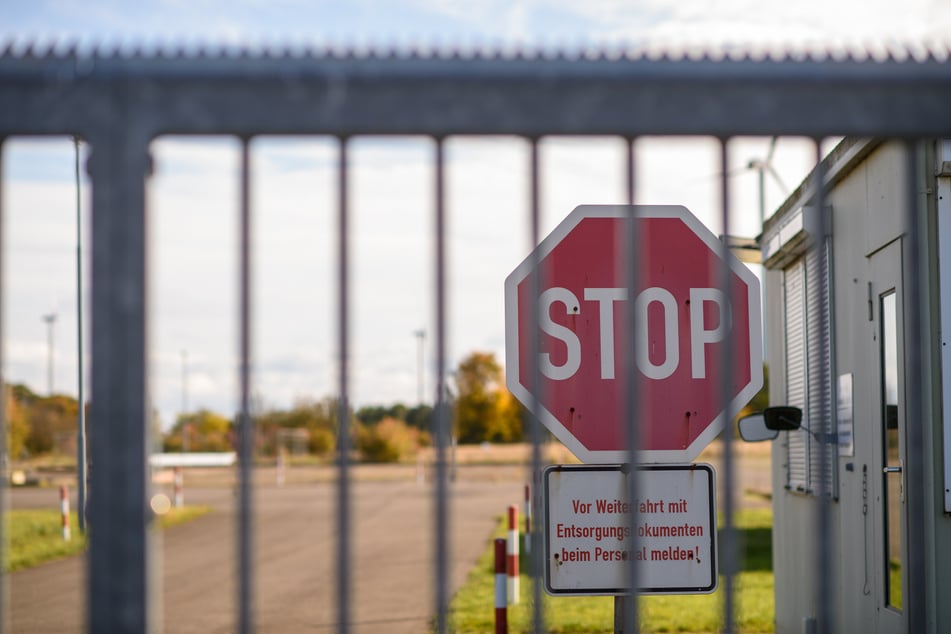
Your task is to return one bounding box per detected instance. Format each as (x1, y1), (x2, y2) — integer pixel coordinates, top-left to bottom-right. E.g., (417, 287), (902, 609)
(5, 0), (950, 56)
(2, 139), (88, 400)
(549, 0), (951, 45)
(4, 132), (823, 426)
(0, 1), (902, 427)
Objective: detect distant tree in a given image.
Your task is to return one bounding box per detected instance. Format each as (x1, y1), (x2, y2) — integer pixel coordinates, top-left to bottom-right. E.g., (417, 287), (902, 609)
(1, 383), (97, 460)
(154, 394), (440, 459)
(405, 404), (433, 430)
(454, 352), (495, 443)
(490, 388), (525, 443)
(7, 385), (79, 456)
(355, 405), (388, 426)
(194, 409), (232, 452)
(355, 403), (433, 430)
(454, 351), (523, 444)
(10, 383), (37, 404)
(164, 408), (233, 452)
(388, 403), (409, 422)
(355, 416), (420, 463)
(309, 427), (335, 455)
(256, 397), (339, 457)
(4, 385), (31, 460)
(737, 364), (770, 420)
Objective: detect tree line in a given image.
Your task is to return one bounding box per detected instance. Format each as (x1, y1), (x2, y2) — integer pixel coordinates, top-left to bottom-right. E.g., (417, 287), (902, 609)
(3, 351), (525, 464)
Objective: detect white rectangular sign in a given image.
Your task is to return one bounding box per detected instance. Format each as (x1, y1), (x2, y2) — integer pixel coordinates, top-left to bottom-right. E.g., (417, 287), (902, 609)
(544, 463), (717, 595)
(837, 373), (854, 457)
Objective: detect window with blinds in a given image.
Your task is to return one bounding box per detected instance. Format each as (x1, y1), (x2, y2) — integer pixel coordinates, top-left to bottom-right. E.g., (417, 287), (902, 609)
(782, 244), (836, 496)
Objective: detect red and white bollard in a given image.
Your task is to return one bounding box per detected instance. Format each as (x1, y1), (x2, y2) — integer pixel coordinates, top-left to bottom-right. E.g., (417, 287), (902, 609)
(494, 537), (508, 634)
(60, 484), (71, 541)
(524, 484), (532, 555)
(507, 504), (519, 605)
(173, 466), (184, 508)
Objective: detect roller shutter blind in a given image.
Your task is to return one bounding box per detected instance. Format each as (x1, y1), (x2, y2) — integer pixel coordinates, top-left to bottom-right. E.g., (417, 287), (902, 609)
(806, 244), (835, 496)
(782, 245), (835, 496)
(784, 258), (808, 491)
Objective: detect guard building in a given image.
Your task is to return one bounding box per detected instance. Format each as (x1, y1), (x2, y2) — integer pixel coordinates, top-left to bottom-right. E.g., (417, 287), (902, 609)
(758, 138), (951, 633)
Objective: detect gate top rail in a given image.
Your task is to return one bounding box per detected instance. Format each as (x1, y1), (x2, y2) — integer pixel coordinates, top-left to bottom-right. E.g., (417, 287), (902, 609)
(2, 44), (951, 138)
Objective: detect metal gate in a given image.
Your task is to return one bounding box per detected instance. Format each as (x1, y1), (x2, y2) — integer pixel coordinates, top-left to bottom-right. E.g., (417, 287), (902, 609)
(2, 45), (950, 633)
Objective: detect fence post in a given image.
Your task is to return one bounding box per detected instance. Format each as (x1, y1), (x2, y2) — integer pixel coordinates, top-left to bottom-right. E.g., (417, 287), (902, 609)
(276, 448), (285, 487)
(173, 466), (184, 508)
(494, 538), (508, 634)
(507, 505), (519, 605)
(60, 484), (71, 541)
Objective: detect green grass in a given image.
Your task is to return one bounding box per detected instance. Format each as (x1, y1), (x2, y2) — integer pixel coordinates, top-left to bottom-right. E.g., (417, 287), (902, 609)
(448, 508), (774, 633)
(3, 505), (212, 573)
(155, 505), (211, 530)
(888, 559), (902, 609)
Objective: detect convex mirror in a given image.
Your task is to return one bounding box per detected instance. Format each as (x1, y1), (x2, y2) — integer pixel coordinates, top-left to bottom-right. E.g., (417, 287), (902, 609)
(737, 406), (803, 442)
(763, 406), (802, 431)
(737, 414), (779, 442)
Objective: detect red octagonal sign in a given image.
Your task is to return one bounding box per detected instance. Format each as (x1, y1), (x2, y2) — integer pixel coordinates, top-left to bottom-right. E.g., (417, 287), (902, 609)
(505, 205), (762, 463)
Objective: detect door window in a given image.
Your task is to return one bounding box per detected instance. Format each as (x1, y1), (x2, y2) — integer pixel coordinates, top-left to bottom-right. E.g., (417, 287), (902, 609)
(880, 291), (903, 611)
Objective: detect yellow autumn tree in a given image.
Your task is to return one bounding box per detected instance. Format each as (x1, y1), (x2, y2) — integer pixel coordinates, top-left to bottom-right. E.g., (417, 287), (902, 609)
(167, 408), (233, 452)
(4, 385), (31, 460)
(454, 351), (523, 443)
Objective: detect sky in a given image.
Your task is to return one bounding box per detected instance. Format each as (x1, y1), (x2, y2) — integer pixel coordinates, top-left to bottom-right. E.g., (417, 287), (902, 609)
(3, 1), (950, 430)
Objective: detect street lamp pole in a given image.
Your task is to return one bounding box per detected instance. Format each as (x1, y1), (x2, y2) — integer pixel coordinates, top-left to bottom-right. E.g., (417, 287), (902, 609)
(414, 329), (425, 405)
(75, 135), (87, 533)
(181, 350), (189, 452)
(42, 313), (56, 396)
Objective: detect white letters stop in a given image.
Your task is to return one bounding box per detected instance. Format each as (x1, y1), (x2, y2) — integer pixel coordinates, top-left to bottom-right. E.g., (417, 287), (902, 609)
(538, 286), (731, 382)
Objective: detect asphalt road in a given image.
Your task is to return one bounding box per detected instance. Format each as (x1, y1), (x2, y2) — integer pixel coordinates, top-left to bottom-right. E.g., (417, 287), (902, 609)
(7, 447), (772, 632)
(8, 468), (526, 633)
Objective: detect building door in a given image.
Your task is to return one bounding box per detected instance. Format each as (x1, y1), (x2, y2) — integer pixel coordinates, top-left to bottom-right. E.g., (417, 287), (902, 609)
(869, 239), (907, 634)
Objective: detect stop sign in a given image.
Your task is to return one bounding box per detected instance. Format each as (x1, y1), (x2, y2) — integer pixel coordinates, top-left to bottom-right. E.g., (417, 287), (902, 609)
(504, 205), (762, 463)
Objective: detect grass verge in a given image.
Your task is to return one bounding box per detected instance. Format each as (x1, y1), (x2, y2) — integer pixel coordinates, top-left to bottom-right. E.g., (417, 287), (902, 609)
(448, 508), (774, 633)
(3, 505), (212, 573)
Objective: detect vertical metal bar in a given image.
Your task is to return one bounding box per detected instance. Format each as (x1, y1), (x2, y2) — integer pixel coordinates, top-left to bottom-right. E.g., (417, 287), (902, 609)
(810, 139), (833, 634)
(527, 138), (545, 634)
(902, 139), (927, 634)
(0, 137), (8, 634)
(335, 137), (352, 634)
(237, 137), (255, 634)
(433, 138), (450, 634)
(618, 137), (640, 634)
(74, 135), (87, 534)
(525, 138), (547, 633)
(717, 139), (737, 634)
(88, 119), (151, 631)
